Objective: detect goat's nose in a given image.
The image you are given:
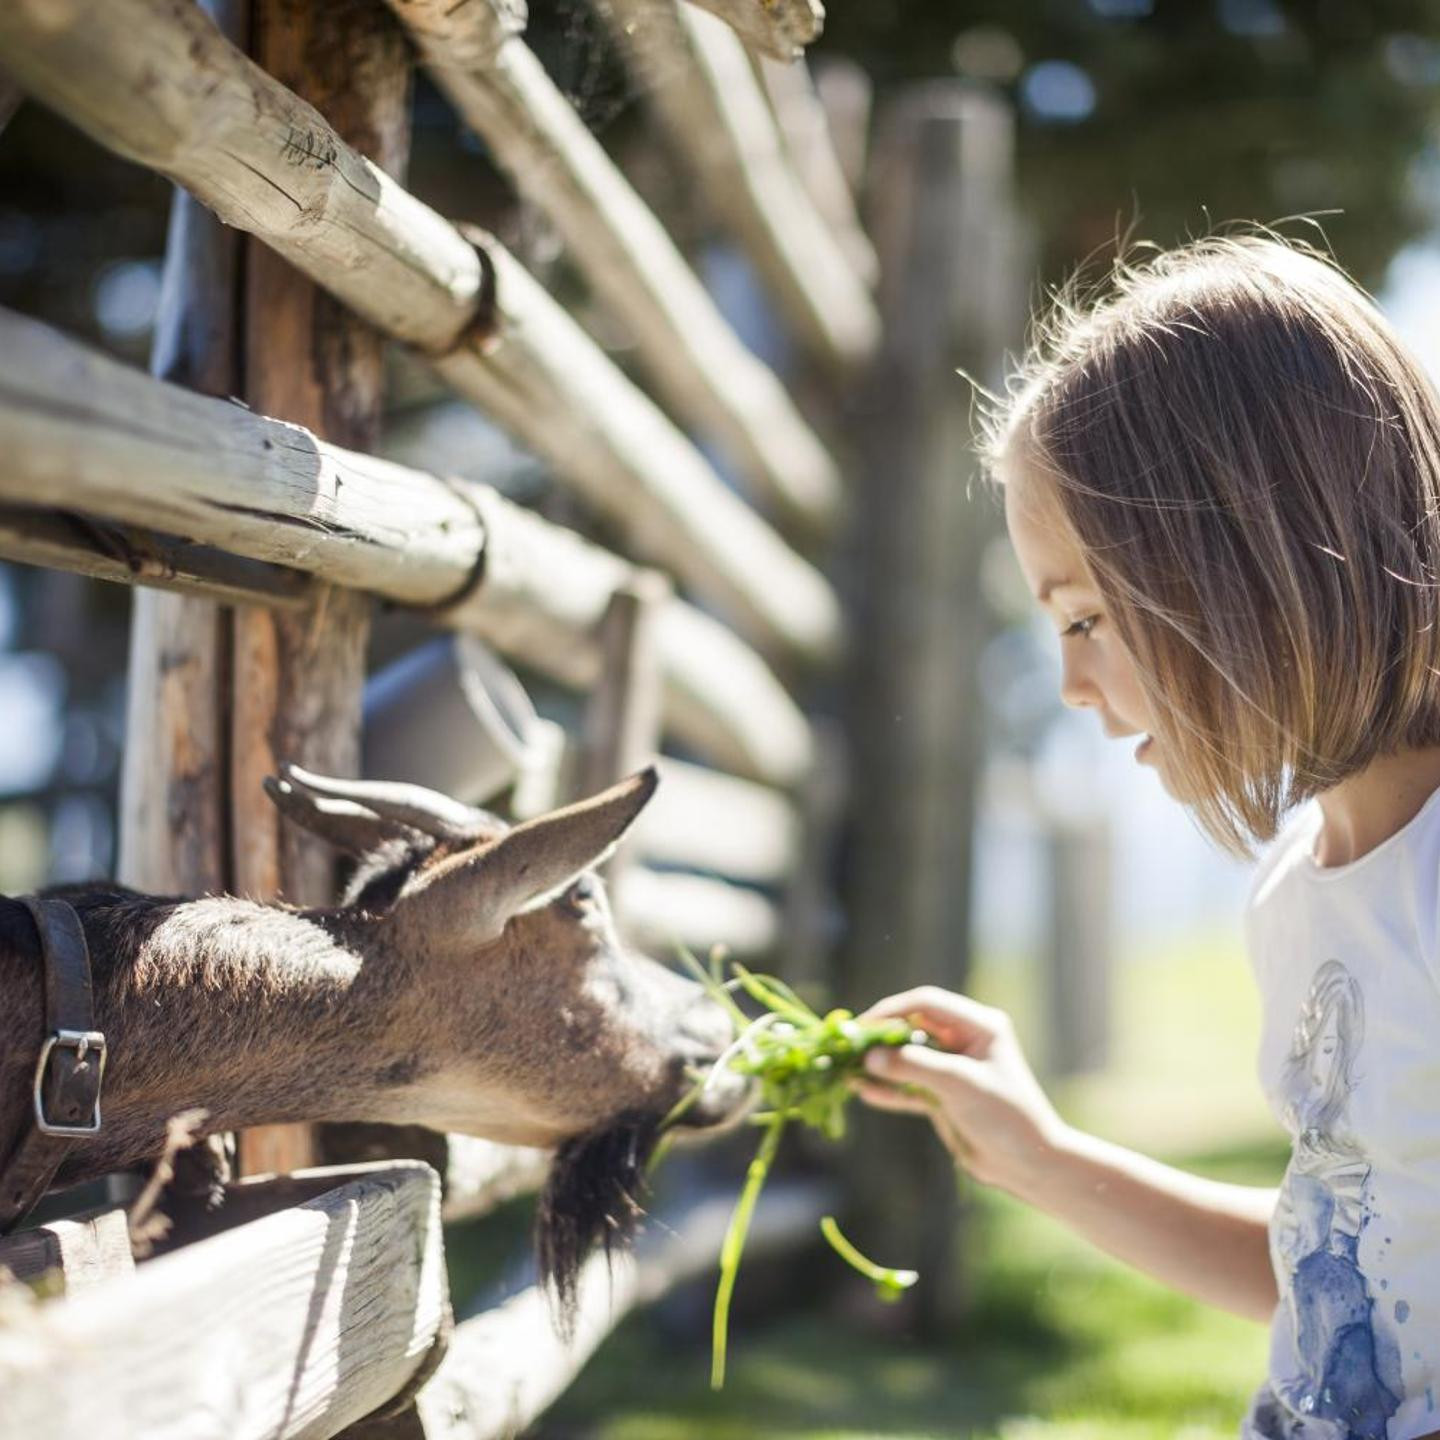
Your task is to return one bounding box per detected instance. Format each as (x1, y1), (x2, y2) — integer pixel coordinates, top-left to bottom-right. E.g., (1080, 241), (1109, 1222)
(676, 993), (736, 1060)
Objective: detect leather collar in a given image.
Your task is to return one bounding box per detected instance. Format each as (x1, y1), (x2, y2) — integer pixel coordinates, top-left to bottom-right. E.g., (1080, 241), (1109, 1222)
(0, 896), (107, 1235)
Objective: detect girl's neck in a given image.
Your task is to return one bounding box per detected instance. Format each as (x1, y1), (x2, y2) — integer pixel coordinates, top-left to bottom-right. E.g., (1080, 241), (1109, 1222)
(1311, 746), (1440, 868)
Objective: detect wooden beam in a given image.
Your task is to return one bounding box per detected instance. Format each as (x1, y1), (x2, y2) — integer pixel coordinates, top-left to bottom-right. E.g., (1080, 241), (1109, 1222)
(0, 0), (839, 662)
(683, 0), (823, 62)
(0, 1164), (449, 1440)
(601, 0), (878, 374)
(415, 1180), (829, 1438)
(118, 0), (247, 907)
(0, 309), (812, 787)
(0, 1207), (133, 1297)
(841, 84), (1022, 1334)
(759, 56), (877, 288)
(232, 0), (412, 1177)
(616, 867), (780, 958)
(0, 504), (310, 610)
(636, 757), (798, 884)
(384, 0), (839, 527)
(430, 244), (840, 661)
(576, 572), (668, 901)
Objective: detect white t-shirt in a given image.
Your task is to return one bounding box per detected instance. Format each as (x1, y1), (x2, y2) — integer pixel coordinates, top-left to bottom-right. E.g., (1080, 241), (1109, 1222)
(1241, 786), (1440, 1440)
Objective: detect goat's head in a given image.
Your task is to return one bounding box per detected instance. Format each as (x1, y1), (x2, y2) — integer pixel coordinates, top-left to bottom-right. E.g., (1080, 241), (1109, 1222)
(264, 764), (750, 1153)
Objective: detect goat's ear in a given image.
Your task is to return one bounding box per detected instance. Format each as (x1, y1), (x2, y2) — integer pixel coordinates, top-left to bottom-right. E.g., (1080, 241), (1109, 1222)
(392, 766), (658, 947)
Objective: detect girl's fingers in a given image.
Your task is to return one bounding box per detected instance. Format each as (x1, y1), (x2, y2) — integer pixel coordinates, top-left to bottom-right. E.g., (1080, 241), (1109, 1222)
(851, 1078), (934, 1116)
(858, 986), (1005, 1054)
(864, 1041), (981, 1089)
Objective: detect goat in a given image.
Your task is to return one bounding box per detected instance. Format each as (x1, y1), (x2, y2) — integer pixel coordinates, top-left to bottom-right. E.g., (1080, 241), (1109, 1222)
(0, 765), (749, 1302)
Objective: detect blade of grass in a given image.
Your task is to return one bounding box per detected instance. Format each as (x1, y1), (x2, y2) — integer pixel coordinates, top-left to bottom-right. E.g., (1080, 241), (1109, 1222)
(711, 1114), (786, 1389)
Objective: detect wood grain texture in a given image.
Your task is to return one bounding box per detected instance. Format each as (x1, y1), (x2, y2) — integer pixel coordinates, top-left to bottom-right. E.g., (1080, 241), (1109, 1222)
(231, 0), (412, 1175)
(0, 0), (839, 662)
(0, 1206), (134, 1296)
(0, 1164), (449, 1440)
(685, 0), (823, 61)
(388, 0), (840, 527)
(601, 0), (877, 373)
(0, 309), (811, 785)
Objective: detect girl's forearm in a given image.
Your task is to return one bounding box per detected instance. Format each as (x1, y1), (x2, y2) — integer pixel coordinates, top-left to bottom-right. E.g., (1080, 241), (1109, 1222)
(1014, 1124), (1279, 1323)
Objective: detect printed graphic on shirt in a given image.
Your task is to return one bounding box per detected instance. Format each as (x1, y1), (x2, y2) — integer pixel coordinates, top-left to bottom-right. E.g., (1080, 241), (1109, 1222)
(1244, 960), (1407, 1440)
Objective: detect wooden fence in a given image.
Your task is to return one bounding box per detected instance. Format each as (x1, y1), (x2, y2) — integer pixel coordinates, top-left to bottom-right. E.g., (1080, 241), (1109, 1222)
(0, 0), (1020, 1429)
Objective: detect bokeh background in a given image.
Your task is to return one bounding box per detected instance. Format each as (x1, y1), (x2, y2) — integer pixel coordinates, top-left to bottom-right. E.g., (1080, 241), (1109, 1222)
(5, 1), (1440, 1434)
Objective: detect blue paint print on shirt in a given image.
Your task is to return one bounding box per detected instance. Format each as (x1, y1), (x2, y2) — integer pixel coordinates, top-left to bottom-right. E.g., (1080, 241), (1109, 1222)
(1247, 960), (1407, 1439)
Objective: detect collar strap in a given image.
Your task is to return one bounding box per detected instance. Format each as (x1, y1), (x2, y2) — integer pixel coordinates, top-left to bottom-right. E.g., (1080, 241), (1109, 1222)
(0, 897), (107, 1235)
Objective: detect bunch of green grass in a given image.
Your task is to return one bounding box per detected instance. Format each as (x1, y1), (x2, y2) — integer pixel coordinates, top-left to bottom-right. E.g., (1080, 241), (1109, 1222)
(663, 950), (928, 1388)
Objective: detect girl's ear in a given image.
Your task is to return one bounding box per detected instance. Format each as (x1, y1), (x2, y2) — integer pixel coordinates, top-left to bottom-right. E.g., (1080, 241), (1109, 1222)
(387, 767), (658, 949)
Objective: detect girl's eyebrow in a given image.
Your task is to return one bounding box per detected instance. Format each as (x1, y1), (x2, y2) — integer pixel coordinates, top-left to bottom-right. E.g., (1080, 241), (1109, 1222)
(1037, 576), (1076, 603)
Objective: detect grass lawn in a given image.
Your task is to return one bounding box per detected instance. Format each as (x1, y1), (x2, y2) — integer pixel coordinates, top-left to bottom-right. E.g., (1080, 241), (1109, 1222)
(530, 1137), (1280, 1440)
(521, 928), (1286, 1438)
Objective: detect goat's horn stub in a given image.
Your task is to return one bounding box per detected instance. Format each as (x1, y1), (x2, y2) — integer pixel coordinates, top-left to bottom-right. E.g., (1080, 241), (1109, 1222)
(263, 774), (416, 857)
(279, 763), (484, 842)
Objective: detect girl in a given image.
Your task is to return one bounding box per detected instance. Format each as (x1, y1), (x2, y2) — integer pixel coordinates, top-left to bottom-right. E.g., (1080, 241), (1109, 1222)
(856, 232), (1440, 1440)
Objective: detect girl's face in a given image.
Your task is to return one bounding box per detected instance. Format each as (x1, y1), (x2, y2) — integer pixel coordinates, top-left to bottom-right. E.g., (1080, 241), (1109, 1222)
(1004, 462), (1164, 777)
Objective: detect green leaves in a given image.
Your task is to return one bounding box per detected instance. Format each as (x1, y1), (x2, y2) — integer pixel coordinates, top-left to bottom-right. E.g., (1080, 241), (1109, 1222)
(667, 948), (926, 1387)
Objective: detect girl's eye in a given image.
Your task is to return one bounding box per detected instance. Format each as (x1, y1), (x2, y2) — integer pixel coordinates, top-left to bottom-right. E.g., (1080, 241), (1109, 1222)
(1061, 615), (1100, 640)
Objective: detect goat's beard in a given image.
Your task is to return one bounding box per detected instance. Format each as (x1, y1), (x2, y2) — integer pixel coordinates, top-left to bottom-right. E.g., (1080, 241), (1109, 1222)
(535, 1109), (661, 1335)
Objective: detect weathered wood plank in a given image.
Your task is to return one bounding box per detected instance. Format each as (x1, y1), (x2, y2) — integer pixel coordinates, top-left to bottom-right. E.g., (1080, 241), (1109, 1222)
(0, 504), (310, 609)
(0, 0), (839, 662)
(386, 0), (839, 527)
(430, 242), (840, 661)
(0, 1164), (449, 1440)
(0, 309), (812, 787)
(601, 0), (878, 373)
(0, 1206), (134, 1296)
(760, 56), (877, 288)
(685, 0), (823, 61)
(232, 0), (412, 1177)
(416, 1180), (829, 1438)
(616, 867), (780, 958)
(842, 83), (1023, 1333)
(576, 572), (668, 903)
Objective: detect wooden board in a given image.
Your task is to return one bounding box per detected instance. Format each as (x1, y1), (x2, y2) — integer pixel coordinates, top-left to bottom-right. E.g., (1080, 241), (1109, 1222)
(0, 1163), (449, 1440)
(0, 310), (813, 787)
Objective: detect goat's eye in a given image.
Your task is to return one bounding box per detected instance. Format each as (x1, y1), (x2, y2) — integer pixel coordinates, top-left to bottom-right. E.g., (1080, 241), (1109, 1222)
(562, 874), (600, 911)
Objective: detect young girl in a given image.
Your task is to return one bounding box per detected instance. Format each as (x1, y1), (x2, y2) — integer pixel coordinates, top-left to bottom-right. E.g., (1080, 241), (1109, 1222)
(855, 232), (1440, 1440)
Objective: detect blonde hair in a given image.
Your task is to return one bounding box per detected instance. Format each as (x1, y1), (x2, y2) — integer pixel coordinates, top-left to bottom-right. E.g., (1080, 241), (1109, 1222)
(982, 229), (1440, 858)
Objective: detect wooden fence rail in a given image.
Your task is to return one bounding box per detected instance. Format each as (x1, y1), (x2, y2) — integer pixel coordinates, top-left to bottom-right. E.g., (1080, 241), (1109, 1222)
(0, 0), (841, 664)
(0, 1164), (449, 1440)
(603, 0), (879, 373)
(389, 0), (840, 529)
(0, 307), (812, 788)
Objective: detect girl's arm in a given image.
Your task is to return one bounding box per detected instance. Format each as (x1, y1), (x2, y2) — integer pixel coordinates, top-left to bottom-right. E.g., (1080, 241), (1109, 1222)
(856, 986), (1279, 1324)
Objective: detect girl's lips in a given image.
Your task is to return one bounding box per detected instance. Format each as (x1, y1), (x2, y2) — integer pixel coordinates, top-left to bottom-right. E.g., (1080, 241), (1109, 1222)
(1135, 734), (1154, 763)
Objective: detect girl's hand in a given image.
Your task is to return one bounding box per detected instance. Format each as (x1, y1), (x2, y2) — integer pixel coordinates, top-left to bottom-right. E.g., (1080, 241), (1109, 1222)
(854, 986), (1067, 1199)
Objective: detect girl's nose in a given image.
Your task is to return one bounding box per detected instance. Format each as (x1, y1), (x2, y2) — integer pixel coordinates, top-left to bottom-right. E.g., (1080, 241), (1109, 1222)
(1059, 657), (1101, 711)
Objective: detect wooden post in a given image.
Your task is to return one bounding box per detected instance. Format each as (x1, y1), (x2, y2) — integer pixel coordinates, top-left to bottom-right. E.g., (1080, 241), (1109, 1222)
(576, 572), (669, 904)
(840, 83), (1024, 1332)
(117, 0), (250, 1205)
(232, 0), (411, 1177)
(1043, 816), (1114, 1077)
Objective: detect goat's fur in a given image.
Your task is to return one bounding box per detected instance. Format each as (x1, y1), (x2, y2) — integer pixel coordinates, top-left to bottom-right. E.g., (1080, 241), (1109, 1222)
(0, 768), (748, 1270)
